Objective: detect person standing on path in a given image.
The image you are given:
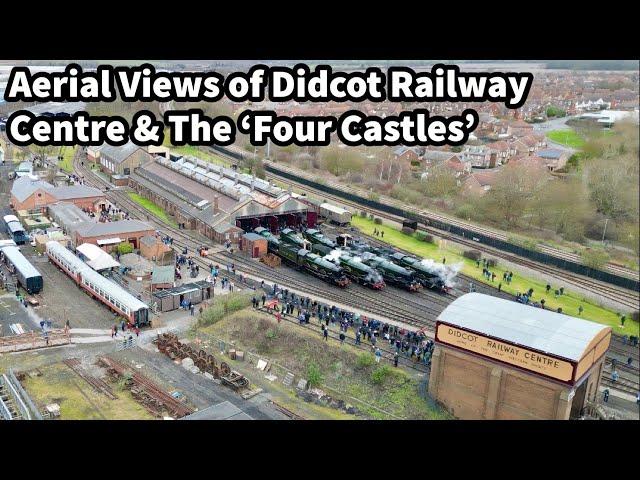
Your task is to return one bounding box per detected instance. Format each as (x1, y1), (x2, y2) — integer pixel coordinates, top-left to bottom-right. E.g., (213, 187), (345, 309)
(323, 325), (328, 341)
(393, 352), (399, 368)
(375, 347), (382, 363)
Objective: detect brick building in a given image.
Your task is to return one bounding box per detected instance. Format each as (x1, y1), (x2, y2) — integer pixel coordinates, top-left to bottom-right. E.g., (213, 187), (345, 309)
(10, 176), (106, 212)
(74, 219), (155, 250)
(95, 141), (153, 176)
(428, 293), (611, 420)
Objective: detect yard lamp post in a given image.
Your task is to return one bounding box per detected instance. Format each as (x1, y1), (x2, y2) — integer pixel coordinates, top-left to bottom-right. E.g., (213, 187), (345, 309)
(601, 217), (609, 245)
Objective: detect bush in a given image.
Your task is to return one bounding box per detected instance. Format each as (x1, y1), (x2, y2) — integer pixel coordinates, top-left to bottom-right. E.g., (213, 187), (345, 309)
(116, 242), (134, 255)
(631, 311), (639, 322)
(454, 203), (476, 221)
(401, 226), (415, 235)
(373, 217), (382, 225)
(581, 248), (610, 270)
(486, 258), (498, 268)
(369, 213), (375, 220)
(356, 353), (375, 369)
(360, 210), (368, 218)
(306, 362), (323, 387)
(371, 365), (391, 385)
(507, 235), (539, 252)
(198, 293), (253, 327)
(463, 250), (482, 261)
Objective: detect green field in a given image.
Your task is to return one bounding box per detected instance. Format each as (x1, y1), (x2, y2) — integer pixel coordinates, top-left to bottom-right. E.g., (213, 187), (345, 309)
(352, 216), (639, 336)
(58, 146), (77, 173)
(162, 135), (229, 166)
(546, 129), (585, 148)
(127, 192), (177, 228)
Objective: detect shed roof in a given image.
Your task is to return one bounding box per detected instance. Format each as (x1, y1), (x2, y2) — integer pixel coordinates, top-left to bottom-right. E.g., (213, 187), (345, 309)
(76, 243), (120, 271)
(242, 232), (264, 241)
(152, 265), (174, 284)
(99, 141), (143, 164)
(437, 293), (610, 362)
(76, 219), (154, 238)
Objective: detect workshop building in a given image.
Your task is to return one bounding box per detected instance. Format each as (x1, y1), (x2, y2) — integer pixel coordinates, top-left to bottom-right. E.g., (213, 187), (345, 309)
(239, 232), (268, 258)
(96, 141), (153, 177)
(129, 155), (312, 245)
(11, 175), (106, 212)
(428, 293), (611, 420)
(74, 219), (155, 250)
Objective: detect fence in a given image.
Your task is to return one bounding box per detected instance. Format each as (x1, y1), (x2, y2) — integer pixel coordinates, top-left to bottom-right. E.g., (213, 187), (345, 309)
(0, 329), (71, 353)
(3, 370), (43, 420)
(260, 161), (639, 291)
(115, 336), (137, 351)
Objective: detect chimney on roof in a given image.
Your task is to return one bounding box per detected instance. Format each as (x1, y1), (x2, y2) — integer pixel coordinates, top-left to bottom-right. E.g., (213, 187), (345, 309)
(213, 195), (219, 213)
(250, 178), (255, 191)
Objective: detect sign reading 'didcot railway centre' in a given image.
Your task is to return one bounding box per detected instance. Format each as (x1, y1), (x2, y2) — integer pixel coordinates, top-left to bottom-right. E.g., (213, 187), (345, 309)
(436, 323), (575, 383)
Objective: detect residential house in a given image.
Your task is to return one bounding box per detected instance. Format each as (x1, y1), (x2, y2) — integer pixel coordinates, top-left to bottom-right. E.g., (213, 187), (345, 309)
(393, 146), (420, 163)
(535, 149), (571, 171)
(461, 145), (497, 168)
(461, 170), (499, 196)
(486, 141), (516, 164)
(510, 134), (547, 157)
(508, 120), (534, 138)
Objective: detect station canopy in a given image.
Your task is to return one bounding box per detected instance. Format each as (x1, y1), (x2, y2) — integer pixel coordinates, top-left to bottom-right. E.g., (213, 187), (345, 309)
(437, 293), (611, 362)
(76, 243), (120, 271)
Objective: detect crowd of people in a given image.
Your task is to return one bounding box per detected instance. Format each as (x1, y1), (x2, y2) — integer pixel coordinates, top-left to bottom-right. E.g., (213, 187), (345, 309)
(250, 285), (435, 367)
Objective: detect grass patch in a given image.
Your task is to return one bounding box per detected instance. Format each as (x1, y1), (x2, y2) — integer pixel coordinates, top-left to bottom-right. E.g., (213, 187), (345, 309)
(162, 135), (229, 166)
(57, 146), (77, 173)
(21, 363), (154, 420)
(197, 292), (253, 327)
(198, 309), (448, 419)
(351, 215), (639, 336)
(126, 192), (177, 227)
(546, 129), (585, 148)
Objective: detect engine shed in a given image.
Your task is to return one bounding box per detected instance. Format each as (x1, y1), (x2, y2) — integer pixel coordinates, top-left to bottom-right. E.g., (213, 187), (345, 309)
(428, 293), (612, 420)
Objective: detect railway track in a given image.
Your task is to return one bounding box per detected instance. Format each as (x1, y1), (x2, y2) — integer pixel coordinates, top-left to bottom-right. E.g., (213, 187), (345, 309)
(258, 161), (639, 310)
(257, 158), (640, 283)
(72, 155), (639, 397)
(73, 154), (451, 331)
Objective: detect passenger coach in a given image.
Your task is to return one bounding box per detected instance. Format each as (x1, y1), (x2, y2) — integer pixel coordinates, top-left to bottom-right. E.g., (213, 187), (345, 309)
(0, 245), (43, 294)
(3, 215), (29, 245)
(46, 241), (149, 325)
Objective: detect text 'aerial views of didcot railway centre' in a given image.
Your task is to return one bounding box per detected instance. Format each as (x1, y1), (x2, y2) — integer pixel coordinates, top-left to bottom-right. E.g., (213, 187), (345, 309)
(0, 59), (638, 422)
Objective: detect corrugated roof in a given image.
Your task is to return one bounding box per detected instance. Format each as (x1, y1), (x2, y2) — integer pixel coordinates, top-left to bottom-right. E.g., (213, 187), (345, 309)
(152, 265), (174, 284)
(76, 220), (154, 238)
(50, 184), (103, 200)
(76, 243), (120, 271)
(437, 293), (609, 361)
(11, 176), (103, 202)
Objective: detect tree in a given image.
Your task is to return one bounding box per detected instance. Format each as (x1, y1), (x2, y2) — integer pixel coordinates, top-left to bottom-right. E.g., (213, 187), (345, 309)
(479, 163), (549, 226)
(421, 164), (458, 198)
(585, 155), (638, 222)
(116, 242), (134, 255)
(320, 147), (364, 177)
